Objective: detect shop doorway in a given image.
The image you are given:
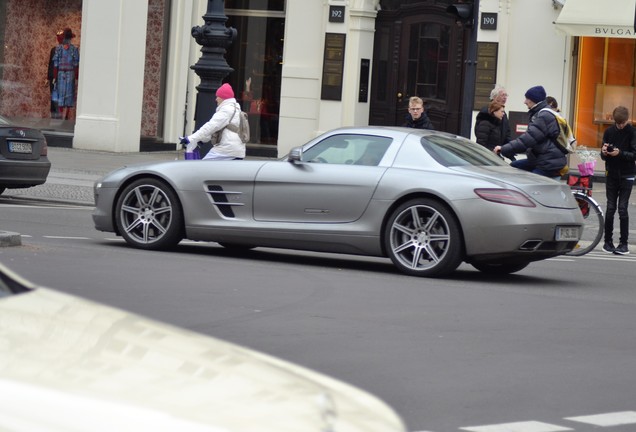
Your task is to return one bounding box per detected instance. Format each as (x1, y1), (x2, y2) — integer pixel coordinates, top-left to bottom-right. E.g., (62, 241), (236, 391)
(225, 1), (285, 150)
(369, 1), (467, 134)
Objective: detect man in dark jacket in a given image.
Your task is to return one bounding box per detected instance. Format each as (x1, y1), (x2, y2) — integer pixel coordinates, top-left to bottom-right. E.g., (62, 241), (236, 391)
(494, 85), (566, 177)
(403, 96), (434, 130)
(600, 105), (636, 255)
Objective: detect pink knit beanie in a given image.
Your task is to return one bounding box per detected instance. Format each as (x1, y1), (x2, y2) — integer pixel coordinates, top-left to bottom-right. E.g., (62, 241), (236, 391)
(216, 83), (234, 100)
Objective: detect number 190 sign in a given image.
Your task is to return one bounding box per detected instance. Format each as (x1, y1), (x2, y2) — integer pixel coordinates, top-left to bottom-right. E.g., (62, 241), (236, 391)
(480, 12), (497, 30)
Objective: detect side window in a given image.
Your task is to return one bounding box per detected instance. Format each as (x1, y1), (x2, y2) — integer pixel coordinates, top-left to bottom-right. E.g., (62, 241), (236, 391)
(302, 134), (392, 165)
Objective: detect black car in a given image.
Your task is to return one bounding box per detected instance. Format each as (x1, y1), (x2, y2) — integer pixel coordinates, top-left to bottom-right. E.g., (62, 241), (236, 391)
(0, 114), (51, 195)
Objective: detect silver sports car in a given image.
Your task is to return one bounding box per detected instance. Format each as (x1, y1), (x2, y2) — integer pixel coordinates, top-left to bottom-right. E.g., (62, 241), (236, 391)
(93, 127), (584, 277)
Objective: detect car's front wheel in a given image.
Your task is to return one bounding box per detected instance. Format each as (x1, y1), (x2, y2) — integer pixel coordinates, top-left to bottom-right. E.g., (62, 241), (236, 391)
(115, 178), (183, 250)
(384, 198), (463, 277)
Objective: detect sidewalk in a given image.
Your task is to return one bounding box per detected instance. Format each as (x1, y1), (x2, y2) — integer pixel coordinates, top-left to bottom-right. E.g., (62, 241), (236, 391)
(2, 147), (186, 206)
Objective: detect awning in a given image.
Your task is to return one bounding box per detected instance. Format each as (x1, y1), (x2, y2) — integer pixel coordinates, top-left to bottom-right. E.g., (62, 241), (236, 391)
(554, 0), (636, 38)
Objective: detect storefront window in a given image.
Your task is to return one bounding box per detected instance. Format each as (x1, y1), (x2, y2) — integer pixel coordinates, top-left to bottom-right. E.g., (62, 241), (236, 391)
(407, 23), (449, 100)
(0, 0), (82, 134)
(226, 0), (284, 12)
(575, 37), (636, 148)
(226, 8), (284, 145)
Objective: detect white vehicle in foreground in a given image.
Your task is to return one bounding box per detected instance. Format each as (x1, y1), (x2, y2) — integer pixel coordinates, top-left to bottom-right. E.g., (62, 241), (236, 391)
(0, 263), (406, 432)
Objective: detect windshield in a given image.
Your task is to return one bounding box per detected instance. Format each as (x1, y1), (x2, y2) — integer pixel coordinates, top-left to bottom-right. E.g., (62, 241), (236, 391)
(421, 135), (508, 167)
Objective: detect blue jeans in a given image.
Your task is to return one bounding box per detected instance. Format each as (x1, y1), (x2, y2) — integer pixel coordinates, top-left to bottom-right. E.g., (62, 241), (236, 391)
(604, 176), (634, 244)
(510, 158), (560, 178)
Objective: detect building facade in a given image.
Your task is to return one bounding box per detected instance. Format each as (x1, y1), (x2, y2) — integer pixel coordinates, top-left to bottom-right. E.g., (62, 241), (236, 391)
(0, 0), (631, 157)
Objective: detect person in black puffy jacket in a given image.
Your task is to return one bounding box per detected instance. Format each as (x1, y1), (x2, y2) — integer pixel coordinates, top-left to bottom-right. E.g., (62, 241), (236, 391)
(494, 85), (566, 177)
(474, 101), (505, 151)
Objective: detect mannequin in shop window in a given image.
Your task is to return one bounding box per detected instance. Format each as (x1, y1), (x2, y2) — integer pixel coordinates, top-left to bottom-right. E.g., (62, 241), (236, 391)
(52, 28), (80, 121)
(47, 30), (64, 119)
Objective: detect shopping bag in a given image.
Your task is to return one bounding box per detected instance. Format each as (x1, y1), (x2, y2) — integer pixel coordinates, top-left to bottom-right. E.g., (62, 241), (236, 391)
(185, 148), (200, 160)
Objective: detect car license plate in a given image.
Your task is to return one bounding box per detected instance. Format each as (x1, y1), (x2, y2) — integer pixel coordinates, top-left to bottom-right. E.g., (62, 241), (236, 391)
(556, 226), (579, 241)
(8, 141), (32, 154)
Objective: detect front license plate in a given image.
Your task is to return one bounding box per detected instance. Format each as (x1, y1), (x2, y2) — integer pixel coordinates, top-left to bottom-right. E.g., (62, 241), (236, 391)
(556, 226), (580, 241)
(8, 141), (32, 154)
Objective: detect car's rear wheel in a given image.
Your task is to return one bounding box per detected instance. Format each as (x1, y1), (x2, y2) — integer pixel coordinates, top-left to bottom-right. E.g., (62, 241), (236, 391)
(115, 178), (183, 250)
(471, 261), (529, 275)
(385, 198), (463, 277)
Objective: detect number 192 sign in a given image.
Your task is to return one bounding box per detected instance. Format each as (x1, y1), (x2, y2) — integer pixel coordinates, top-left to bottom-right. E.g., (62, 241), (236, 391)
(480, 12), (497, 30)
(329, 6), (345, 23)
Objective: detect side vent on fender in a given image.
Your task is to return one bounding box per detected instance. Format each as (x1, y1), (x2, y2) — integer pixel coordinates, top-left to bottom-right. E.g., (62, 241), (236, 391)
(206, 185), (244, 218)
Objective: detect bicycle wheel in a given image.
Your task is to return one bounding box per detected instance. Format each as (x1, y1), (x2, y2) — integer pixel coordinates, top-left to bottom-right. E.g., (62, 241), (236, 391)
(565, 192), (604, 256)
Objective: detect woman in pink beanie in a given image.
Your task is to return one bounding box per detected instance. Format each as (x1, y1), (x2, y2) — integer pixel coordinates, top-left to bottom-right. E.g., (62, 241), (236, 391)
(181, 83), (246, 160)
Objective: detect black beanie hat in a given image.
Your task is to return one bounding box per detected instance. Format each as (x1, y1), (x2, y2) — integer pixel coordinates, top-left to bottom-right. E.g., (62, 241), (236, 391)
(524, 86), (546, 104)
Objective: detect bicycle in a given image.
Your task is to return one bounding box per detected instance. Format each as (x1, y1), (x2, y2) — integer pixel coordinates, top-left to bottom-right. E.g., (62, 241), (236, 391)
(565, 175), (604, 256)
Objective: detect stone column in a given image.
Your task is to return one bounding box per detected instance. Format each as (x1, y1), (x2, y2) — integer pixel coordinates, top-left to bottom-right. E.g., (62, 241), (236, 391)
(73, 0), (149, 152)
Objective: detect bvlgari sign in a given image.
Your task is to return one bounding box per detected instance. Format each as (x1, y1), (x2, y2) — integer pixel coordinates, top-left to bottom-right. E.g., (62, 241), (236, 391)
(554, 0), (636, 39)
(595, 27), (636, 36)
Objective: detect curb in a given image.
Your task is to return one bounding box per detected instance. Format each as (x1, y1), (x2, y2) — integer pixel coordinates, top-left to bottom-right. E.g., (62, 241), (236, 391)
(0, 231), (22, 247)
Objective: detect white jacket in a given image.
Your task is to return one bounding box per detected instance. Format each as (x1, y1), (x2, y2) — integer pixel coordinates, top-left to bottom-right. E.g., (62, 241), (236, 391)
(186, 98), (245, 158)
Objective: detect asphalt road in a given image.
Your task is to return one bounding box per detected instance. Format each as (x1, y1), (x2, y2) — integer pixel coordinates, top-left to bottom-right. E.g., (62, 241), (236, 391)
(2, 202), (636, 432)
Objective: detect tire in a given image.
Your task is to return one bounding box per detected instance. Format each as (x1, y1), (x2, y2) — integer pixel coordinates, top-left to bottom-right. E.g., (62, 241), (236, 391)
(115, 178), (184, 250)
(384, 198), (463, 277)
(471, 261), (529, 275)
(565, 192), (603, 256)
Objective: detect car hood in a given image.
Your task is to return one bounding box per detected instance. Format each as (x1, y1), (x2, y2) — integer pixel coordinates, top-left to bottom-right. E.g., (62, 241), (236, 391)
(450, 165), (578, 209)
(0, 287), (405, 432)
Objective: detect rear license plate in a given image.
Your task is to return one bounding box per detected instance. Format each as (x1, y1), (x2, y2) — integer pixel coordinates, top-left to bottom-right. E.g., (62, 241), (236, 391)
(556, 226), (580, 241)
(8, 141), (32, 154)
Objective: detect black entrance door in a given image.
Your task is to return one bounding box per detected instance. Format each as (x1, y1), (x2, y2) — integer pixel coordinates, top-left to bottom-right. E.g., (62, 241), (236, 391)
(369, 1), (467, 134)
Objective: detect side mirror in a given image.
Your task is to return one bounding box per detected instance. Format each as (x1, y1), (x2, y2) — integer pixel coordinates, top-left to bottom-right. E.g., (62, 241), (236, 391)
(288, 146), (303, 163)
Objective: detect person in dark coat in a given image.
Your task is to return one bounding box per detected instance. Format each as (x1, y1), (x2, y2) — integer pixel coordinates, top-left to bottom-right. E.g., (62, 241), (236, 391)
(403, 96), (434, 130)
(600, 105), (636, 255)
(546, 96), (560, 112)
(479, 85), (511, 146)
(474, 101), (505, 151)
(494, 85), (566, 177)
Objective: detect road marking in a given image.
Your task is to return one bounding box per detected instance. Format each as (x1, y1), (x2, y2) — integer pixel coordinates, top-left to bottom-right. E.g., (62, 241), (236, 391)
(0, 202), (92, 210)
(565, 411), (636, 426)
(43, 236), (92, 240)
(459, 421), (572, 432)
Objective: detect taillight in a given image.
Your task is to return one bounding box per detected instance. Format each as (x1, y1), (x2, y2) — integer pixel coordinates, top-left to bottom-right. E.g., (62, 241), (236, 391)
(40, 135), (48, 157)
(474, 188), (536, 207)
